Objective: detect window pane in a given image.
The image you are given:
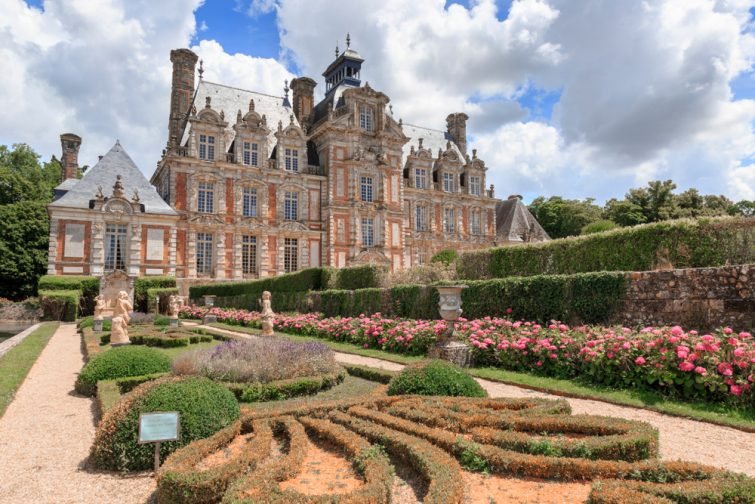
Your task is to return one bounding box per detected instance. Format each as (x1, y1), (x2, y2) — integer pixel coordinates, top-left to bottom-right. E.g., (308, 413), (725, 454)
(284, 238), (298, 273)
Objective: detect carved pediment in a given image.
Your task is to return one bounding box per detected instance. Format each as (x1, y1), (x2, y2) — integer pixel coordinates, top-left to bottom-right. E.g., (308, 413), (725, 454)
(278, 220), (309, 232)
(103, 198), (135, 219)
(351, 248), (391, 265)
(189, 213), (225, 225)
(239, 217), (269, 230)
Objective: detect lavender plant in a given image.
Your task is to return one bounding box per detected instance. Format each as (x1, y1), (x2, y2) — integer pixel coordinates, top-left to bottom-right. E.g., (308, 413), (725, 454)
(172, 338), (339, 383)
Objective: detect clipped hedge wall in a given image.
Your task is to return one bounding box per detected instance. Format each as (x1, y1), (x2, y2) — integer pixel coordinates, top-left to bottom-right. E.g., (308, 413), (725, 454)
(38, 275), (99, 315)
(457, 217), (755, 280)
(39, 289), (80, 322)
(147, 287), (179, 314)
(134, 276), (176, 312)
(313, 272), (628, 324)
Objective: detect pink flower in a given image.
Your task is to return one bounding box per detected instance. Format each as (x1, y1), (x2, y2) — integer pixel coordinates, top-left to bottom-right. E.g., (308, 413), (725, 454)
(679, 361), (695, 372)
(506, 308), (513, 314)
(730, 384), (743, 396)
(717, 363), (734, 377)
(694, 366), (707, 376)
(723, 327), (733, 335)
(634, 356), (646, 366)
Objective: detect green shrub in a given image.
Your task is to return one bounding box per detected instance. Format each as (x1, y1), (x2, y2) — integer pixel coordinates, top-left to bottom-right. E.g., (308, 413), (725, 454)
(332, 264), (388, 290)
(79, 316), (112, 331)
(75, 346), (172, 396)
(90, 376), (240, 471)
(581, 219), (618, 235)
(431, 249), (459, 265)
(387, 360), (487, 397)
(134, 276), (176, 312)
(457, 217), (755, 280)
(148, 287), (179, 314)
(38, 275), (99, 315)
(343, 364), (398, 384)
(389, 285), (438, 319)
(39, 289), (80, 321)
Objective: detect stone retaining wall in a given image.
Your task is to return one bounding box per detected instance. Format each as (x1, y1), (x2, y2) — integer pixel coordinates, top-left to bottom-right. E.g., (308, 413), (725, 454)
(612, 264), (753, 330)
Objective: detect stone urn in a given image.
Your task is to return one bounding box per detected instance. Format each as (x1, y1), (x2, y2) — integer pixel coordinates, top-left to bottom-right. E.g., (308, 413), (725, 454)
(429, 285), (471, 367)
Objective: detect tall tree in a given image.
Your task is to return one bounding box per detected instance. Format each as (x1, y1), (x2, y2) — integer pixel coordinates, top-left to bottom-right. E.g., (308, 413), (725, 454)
(528, 196), (604, 239)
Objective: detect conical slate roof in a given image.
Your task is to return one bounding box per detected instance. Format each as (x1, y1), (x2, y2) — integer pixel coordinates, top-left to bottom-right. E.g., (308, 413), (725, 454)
(496, 198), (550, 243)
(49, 141), (177, 215)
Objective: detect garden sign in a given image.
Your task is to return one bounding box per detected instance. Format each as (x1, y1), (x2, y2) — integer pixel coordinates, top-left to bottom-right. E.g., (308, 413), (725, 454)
(138, 411), (180, 473)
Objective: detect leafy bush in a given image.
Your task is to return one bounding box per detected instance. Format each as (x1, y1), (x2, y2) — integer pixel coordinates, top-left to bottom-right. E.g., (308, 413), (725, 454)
(134, 276), (176, 312)
(387, 360), (487, 397)
(75, 345), (172, 396)
(172, 338), (340, 383)
(90, 376), (240, 471)
(457, 216), (755, 280)
(38, 275), (99, 315)
(39, 289), (80, 321)
(431, 249), (459, 265)
(581, 219), (618, 235)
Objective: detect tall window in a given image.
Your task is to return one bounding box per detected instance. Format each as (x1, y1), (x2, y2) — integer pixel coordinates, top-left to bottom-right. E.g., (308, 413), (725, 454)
(470, 210), (482, 235)
(242, 187), (257, 217)
(415, 206), (428, 231)
(414, 168), (427, 189)
(284, 238), (298, 273)
(104, 224), (127, 271)
(196, 232), (213, 274)
(469, 176), (481, 196)
(418, 248), (428, 265)
(284, 148), (299, 172)
(360, 176), (373, 202)
(443, 172), (455, 193)
(199, 134), (215, 161)
(242, 235), (257, 275)
(197, 182), (214, 213)
(359, 105), (373, 131)
(443, 207), (455, 233)
(242, 141), (258, 166)
(361, 217), (375, 247)
(284, 191), (298, 220)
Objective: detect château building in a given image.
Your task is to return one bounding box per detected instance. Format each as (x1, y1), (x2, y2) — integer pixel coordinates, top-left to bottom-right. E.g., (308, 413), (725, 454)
(47, 40), (548, 292)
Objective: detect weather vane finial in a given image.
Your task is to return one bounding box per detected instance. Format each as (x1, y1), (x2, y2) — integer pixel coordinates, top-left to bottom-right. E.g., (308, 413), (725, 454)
(335, 42), (339, 58)
(198, 59), (204, 80)
(284, 79), (289, 98)
(346, 33), (351, 49)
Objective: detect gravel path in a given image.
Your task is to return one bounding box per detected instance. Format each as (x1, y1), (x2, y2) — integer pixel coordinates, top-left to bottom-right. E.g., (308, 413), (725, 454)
(0, 323), (154, 504)
(205, 325), (755, 476)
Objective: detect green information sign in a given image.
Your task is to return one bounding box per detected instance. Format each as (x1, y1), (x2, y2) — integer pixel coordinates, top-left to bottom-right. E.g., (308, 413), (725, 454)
(139, 411), (180, 444)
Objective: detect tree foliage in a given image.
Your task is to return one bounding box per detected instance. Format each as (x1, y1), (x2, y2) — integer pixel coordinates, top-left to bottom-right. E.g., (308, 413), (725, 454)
(0, 144), (61, 299)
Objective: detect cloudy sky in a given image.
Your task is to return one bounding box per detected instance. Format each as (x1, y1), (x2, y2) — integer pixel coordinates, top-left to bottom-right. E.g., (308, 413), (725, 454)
(1, 0), (754, 203)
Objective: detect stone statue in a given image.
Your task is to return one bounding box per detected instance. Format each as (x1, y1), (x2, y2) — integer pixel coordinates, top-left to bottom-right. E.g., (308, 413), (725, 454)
(259, 291), (275, 336)
(168, 294), (180, 318)
(110, 316), (130, 346)
(94, 295), (107, 321)
(113, 290), (132, 326)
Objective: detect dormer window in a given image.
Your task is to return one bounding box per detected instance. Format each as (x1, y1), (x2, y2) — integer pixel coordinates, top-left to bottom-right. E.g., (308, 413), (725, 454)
(443, 172), (456, 193)
(414, 168), (427, 189)
(284, 148), (299, 172)
(199, 134), (215, 161)
(359, 105), (373, 132)
(242, 142), (258, 166)
(197, 182), (214, 213)
(469, 175), (481, 196)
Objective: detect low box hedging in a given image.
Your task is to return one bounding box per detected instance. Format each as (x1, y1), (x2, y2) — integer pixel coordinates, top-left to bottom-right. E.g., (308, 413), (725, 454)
(343, 364), (398, 384)
(134, 276), (176, 312)
(222, 369), (346, 403)
(75, 345), (172, 396)
(457, 216), (755, 280)
(39, 289), (80, 321)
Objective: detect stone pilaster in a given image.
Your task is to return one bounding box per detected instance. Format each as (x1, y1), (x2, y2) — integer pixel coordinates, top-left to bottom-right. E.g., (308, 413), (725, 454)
(48, 218), (59, 275)
(168, 227), (177, 276)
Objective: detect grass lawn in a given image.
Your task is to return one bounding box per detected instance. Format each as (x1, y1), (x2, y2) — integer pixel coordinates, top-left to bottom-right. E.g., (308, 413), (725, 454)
(0, 322), (59, 418)
(209, 323), (424, 365)
(210, 322), (755, 431)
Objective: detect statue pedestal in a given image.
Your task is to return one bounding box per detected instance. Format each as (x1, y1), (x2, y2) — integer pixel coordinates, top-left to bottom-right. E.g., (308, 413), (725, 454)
(93, 319), (103, 332)
(203, 314), (217, 325)
(169, 318), (179, 328)
(260, 318), (274, 336)
(428, 341), (472, 367)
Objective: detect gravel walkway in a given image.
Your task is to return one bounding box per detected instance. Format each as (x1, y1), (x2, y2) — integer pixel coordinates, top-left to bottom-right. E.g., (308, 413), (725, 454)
(0, 323), (154, 504)
(205, 325), (755, 476)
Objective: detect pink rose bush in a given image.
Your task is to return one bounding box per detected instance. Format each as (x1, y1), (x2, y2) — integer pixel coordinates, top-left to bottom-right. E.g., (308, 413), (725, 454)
(180, 306), (754, 405)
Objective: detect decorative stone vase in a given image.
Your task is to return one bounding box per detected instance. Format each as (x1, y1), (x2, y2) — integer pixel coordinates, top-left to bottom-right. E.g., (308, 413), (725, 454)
(169, 317), (179, 328)
(93, 319), (103, 332)
(429, 285), (471, 367)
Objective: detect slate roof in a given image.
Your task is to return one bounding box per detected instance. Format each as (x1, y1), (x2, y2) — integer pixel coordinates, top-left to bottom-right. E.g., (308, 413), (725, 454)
(401, 123), (465, 165)
(496, 198), (550, 243)
(49, 141), (177, 215)
(181, 80), (299, 153)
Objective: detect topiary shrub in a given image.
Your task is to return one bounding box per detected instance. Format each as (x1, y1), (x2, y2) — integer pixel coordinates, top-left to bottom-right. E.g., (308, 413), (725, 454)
(387, 360), (487, 397)
(431, 248), (459, 265)
(75, 346), (172, 396)
(90, 376), (240, 471)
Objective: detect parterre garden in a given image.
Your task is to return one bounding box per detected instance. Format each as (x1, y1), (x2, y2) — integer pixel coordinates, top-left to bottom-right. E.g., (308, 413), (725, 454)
(52, 216), (755, 502)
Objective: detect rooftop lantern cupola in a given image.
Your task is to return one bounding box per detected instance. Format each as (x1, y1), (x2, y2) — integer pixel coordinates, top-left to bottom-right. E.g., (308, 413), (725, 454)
(322, 33), (364, 96)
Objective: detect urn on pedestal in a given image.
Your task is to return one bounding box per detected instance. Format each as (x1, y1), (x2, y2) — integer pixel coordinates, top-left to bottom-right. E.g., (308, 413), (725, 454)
(428, 285), (471, 367)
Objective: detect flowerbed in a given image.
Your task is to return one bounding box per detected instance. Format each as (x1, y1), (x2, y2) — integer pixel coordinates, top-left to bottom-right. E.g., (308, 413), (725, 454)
(159, 395), (755, 503)
(179, 306), (755, 406)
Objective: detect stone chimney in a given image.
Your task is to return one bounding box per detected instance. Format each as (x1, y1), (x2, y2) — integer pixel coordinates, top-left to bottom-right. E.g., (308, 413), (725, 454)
(290, 77), (317, 127)
(60, 133), (82, 182)
(168, 48), (199, 148)
(446, 112), (469, 157)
